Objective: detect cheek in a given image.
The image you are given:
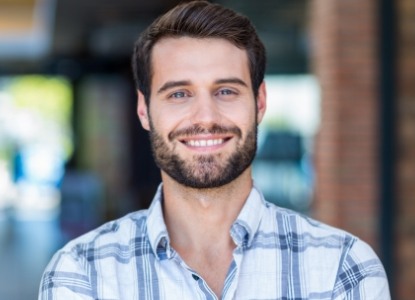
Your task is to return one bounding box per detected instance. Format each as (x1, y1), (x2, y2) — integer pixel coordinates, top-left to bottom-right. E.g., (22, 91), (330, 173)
(149, 106), (174, 131)
(150, 116), (187, 149)
(223, 104), (256, 127)
(150, 104), (190, 129)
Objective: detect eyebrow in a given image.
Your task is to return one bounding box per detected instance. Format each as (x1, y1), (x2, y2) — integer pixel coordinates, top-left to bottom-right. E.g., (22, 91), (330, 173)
(157, 80), (191, 94)
(215, 77), (248, 88)
(156, 77), (249, 95)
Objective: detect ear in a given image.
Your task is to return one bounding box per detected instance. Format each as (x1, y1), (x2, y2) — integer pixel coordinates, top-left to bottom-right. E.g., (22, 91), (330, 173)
(256, 81), (267, 124)
(137, 90), (150, 131)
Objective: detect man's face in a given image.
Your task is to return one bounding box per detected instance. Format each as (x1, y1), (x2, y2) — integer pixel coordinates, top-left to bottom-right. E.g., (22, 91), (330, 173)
(137, 37), (266, 189)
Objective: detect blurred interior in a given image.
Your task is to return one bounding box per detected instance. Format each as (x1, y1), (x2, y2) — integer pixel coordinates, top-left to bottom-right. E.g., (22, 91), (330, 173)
(0, 0), (413, 299)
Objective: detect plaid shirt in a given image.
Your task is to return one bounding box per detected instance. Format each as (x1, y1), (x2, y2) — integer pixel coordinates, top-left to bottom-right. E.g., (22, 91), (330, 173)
(39, 184), (390, 300)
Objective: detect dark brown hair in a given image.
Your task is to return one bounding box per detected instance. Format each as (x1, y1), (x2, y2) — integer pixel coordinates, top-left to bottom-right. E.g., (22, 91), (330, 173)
(131, 0), (266, 104)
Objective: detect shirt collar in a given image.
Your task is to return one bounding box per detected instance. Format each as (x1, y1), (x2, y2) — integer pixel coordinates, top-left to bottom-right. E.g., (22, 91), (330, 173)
(231, 183), (266, 248)
(146, 182), (267, 258)
(146, 184), (172, 260)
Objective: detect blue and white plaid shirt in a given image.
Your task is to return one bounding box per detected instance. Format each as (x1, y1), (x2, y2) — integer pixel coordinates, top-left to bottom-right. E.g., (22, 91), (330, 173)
(39, 184), (390, 299)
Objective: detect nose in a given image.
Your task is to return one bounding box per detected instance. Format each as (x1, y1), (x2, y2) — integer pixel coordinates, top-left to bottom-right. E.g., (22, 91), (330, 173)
(189, 93), (221, 125)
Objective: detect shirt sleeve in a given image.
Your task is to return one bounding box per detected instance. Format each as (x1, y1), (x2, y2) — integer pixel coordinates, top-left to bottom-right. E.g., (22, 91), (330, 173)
(38, 249), (94, 300)
(332, 238), (391, 300)
(342, 276), (391, 300)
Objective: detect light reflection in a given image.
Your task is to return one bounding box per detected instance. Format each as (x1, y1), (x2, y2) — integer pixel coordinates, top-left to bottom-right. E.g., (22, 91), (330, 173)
(0, 75), (72, 219)
(253, 75), (320, 213)
(0, 161), (15, 212)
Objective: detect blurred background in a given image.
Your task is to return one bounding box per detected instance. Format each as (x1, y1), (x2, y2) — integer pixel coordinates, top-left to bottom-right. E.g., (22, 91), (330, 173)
(0, 0), (412, 299)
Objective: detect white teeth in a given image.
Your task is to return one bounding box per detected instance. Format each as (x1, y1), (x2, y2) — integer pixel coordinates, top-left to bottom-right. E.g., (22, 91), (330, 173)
(187, 139), (224, 147)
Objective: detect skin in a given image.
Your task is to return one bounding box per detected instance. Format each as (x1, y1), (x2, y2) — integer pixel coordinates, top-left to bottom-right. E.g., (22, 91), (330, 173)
(137, 37), (267, 297)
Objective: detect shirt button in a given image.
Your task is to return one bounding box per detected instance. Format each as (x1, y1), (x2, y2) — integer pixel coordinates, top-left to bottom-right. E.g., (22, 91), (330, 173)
(192, 274), (200, 281)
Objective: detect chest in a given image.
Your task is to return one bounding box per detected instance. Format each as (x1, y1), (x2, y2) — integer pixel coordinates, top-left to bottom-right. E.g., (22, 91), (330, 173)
(92, 247), (340, 300)
(153, 248), (338, 300)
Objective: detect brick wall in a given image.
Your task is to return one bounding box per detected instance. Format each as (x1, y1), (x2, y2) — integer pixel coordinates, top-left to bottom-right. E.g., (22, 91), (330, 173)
(395, 0), (415, 298)
(311, 0), (415, 298)
(310, 0), (380, 249)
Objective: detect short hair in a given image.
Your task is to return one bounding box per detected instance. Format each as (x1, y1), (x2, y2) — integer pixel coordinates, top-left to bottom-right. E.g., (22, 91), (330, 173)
(131, 0), (266, 104)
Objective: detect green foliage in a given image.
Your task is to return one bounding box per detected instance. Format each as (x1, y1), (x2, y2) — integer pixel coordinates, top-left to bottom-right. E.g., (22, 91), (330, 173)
(9, 75), (72, 127)
(7, 75), (74, 159)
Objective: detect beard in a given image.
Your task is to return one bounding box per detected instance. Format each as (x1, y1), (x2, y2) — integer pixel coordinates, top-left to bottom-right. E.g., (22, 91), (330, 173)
(148, 120), (258, 189)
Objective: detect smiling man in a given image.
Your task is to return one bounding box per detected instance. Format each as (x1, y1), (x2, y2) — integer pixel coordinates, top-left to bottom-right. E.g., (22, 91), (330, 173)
(39, 1), (390, 299)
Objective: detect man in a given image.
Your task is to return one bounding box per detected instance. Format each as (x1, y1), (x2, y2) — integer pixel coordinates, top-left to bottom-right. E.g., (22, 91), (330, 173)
(39, 1), (390, 299)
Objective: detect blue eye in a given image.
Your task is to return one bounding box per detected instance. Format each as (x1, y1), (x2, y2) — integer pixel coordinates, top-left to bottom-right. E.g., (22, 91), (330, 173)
(218, 89), (236, 96)
(170, 91), (187, 98)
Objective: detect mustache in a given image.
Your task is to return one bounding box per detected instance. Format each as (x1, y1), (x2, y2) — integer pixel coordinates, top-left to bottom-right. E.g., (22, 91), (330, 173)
(168, 124), (242, 141)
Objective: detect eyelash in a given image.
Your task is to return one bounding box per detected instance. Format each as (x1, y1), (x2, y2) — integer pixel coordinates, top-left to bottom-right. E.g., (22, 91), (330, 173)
(167, 88), (237, 99)
(168, 91), (189, 99)
(217, 89), (236, 96)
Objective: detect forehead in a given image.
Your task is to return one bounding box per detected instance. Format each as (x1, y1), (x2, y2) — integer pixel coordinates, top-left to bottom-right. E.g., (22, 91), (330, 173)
(150, 37), (251, 86)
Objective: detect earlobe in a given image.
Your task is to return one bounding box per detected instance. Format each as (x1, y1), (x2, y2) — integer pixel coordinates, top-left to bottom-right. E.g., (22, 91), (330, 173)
(256, 81), (267, 124)
(137, 91), (150, 131)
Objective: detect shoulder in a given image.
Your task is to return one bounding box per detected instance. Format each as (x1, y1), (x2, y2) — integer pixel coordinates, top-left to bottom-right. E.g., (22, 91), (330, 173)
(50, 209), (150, 269)
(262, 202), (357, 246)
(39, 210), (151, 298)
(261, 202), (390, 298)
(72, 209), (148, 243)
(264, 202), (384, 260)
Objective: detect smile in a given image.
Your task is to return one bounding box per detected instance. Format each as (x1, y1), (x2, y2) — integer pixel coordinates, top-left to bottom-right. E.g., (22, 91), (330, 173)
(184, 138), (226, 147)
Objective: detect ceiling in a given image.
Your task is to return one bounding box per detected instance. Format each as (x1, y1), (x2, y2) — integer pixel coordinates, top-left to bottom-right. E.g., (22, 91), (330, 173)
(0, 0), (309, 74)
(52, 0), (181, 56)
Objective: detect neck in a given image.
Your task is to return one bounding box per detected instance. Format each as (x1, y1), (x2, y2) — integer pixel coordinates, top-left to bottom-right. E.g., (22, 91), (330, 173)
(160, 169), (253, 298)
(161, 169), (253, 250)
